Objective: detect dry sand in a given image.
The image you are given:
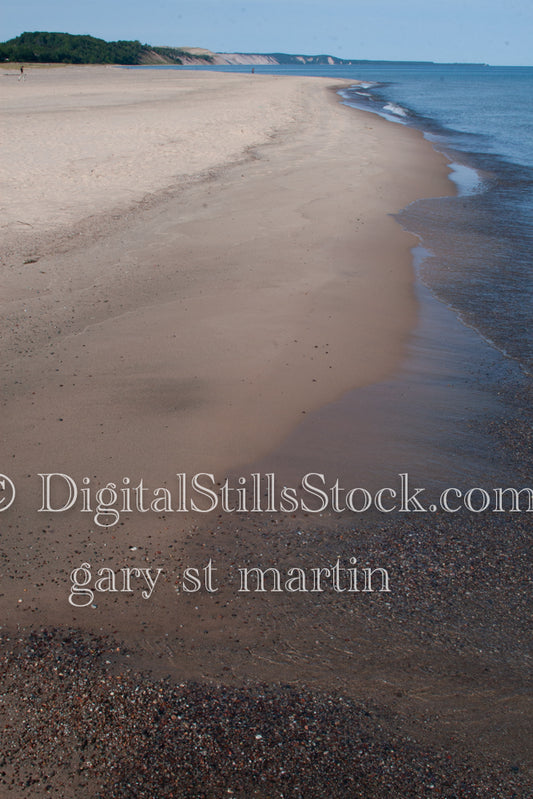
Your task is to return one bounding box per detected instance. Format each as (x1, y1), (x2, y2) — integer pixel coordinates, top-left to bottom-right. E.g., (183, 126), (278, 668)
(2, 66), (530, 797)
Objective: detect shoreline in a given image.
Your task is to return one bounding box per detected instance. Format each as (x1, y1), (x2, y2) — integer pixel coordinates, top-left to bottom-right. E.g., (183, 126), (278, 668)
(2, 66), (530, 796)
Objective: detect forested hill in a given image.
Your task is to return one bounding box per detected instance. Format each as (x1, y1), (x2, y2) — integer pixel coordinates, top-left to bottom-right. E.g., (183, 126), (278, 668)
(0, 31), (355, 66)
(0, 32), (149, 64)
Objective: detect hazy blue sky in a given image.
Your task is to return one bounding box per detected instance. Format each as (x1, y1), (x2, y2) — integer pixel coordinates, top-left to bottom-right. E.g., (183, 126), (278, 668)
(3, 0), (532, 66)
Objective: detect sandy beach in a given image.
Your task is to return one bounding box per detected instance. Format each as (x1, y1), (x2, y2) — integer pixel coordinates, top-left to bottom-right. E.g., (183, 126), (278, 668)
(0, 65), (531, 796)
(1, 65), (452, 477)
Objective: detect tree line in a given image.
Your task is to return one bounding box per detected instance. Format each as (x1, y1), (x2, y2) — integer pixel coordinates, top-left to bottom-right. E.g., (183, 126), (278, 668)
(0, 32), (148, 65)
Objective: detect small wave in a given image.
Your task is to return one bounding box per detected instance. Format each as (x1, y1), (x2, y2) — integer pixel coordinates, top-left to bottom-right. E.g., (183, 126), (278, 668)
(383, 102), (409, 118)
(446, 161), (485, 197)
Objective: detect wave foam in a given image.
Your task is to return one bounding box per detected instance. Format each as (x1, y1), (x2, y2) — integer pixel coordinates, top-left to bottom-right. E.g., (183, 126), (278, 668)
(383, 102), (408, 118)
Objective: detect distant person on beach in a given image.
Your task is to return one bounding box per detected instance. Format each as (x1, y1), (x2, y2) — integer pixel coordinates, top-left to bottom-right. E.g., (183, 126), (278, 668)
(18, 65), (25, 82)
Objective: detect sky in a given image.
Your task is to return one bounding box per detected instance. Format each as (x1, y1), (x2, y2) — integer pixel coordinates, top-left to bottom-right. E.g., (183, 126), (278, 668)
(2, 0), (532, 66)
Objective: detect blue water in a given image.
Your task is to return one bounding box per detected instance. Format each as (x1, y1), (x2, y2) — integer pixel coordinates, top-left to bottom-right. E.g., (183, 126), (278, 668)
(339, 65), (533, 374)
(134, 62), (533, 373)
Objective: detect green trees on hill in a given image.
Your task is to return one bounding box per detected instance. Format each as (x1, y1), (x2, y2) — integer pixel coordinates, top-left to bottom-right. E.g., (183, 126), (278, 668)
(0, 32), (146, 64)
(0, 31), (355, 67)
